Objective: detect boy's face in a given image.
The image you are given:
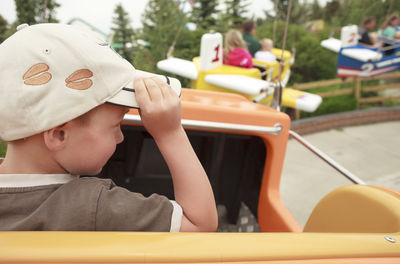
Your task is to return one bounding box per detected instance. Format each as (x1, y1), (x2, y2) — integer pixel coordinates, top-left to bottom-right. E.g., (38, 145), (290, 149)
(59, 104), (129, 175)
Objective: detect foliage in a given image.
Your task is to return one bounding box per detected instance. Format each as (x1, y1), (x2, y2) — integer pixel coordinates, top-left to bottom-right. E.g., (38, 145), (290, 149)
(0, 142), (6, 158)
(191, 0), (219, 29)
(111, 3), (135, 62)
(15, 0), (59, 25)
(310, 0), (323, 20)
(0, 0), (60, 40)
(134, 0), (182, 68)
(301, 94), (357, 118)
(322, 0), (400, 28)
(223, 0), (250, 27)
(299, 83), (358, 118)
(0, 15), (8, 44)
(216, 0), (250, 32)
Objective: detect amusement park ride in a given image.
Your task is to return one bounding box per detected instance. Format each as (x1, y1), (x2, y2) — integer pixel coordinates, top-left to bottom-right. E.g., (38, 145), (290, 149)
(157, 32), (322, 113)
(1, 19), (399, 264)
(1, 86), (399, 263)
(321, 25), (400, 77)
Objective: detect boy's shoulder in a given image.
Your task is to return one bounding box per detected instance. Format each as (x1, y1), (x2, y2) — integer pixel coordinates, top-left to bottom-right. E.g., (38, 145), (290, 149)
(68, 176), (114, 189)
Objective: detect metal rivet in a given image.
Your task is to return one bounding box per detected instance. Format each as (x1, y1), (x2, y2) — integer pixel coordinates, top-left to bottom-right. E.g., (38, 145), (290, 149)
(384, 236), (396, 243)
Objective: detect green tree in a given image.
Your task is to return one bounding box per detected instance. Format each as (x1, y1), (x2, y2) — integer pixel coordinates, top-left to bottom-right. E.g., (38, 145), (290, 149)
(38, 0), (59, 23)
(111, 3), (134, 62)
(191, 0), (219, 29)
(269, 0), (311, 25)
(318, 0), (398, 29)
(224, 0), (250, 27)
(310, 0), (322, 20)
(15, 0), (59, 25)
(322, 0), (341, 24)
(0, 15), (9, 44)
(134, 0), (183, 72)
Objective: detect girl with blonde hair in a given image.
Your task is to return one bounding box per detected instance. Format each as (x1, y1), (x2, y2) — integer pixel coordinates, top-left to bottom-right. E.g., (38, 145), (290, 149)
(224, 29), (253, 68)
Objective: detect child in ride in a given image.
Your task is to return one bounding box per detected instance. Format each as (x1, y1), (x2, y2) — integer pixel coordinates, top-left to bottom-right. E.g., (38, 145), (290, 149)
(254, 38), (277, 63)
(223, 29), (253, 68)
(380, 13), (399, 39)
(0, 23), (218, 232)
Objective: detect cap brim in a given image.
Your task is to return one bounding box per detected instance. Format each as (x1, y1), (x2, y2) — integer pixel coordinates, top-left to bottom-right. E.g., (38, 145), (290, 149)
(106, 70), (182, 108)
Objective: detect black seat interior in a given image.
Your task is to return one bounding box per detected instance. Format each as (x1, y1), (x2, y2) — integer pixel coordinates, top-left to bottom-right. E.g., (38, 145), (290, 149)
(94, 125), (267, 225)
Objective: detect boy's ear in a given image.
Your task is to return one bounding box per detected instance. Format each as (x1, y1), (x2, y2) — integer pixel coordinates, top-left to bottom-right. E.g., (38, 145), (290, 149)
(43, 123), (68, 152)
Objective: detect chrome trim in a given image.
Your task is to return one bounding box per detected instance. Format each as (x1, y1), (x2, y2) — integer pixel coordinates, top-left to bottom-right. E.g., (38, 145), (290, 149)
(252, 86), (275, 104)
(384, 236), (396, 243)
(289, 130), (366, 185)
(123, 115), (282, 135)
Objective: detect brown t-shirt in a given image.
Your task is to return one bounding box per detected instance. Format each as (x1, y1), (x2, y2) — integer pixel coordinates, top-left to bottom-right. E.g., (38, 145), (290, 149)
(0, 174), (182, 231)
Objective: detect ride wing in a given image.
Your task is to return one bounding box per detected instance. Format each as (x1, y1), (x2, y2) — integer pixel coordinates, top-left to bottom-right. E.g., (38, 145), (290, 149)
(157, 57), (198, 80)
(204, 74), (274, 95)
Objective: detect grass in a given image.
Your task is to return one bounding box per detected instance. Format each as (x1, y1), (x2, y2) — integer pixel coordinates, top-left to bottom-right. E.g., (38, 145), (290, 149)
(300, 83), (357, 118)
(0, 142), (7, 157)
(298, 79), (391, 119)
(301, 94), (357, 118)
(383, 100), (400, 107)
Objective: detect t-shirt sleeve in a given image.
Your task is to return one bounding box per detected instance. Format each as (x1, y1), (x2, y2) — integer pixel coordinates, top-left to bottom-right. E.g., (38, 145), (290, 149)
(360, 32), (373, 45)
(95, 182), (182, 231)
(383, 27), (396, 38)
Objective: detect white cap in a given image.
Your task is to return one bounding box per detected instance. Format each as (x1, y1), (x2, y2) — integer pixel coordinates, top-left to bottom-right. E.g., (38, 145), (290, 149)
(0, 23), (181, 141)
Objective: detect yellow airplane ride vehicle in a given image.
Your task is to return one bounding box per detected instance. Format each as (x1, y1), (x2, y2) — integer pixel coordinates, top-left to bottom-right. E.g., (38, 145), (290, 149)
(158, 32), (322, 113)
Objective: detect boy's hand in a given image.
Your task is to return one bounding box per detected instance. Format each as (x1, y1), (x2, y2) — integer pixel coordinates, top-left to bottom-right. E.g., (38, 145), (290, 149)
(134, 77), (182, 140)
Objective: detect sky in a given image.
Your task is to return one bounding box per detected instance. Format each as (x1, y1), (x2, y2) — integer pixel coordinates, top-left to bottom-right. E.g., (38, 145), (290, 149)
(0, 0), (277, 34)
(1, 0), (329, 35)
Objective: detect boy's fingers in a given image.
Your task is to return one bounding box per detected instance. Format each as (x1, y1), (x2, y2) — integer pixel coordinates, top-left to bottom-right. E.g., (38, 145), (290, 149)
(144, 78), (165, 101)
(153, 77), (178, 100)
(134, 78), (150, 107)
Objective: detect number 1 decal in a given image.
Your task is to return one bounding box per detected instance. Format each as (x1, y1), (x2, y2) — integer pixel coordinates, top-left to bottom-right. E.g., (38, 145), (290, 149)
(212, 44), (220, 62)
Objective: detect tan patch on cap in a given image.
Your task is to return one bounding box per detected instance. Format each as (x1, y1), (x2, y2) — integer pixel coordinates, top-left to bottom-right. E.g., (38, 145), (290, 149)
(65, 69), (93, 90)
(23, 63), (52, 85)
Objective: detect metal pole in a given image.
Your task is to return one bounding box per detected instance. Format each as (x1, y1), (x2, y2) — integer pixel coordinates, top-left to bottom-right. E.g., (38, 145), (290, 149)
(272, 0), (279, 42)
(42, 0), (48, 23)
(123, 114), (283, 135)
(272, 0), (293, 111)
(289, 130), (366, 184)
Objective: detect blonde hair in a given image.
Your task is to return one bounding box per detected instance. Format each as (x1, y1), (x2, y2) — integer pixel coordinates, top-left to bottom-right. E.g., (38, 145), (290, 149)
(224, 29), (247, 57)
(259, 38), (274, 51)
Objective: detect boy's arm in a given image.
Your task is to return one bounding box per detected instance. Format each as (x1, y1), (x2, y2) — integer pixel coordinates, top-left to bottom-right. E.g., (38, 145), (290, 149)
(134, 78), (218, 232)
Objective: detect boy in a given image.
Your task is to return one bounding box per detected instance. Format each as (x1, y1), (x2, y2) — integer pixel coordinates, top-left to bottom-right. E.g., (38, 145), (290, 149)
(0, 23), (218, 232)
(254, 39), (276, 63)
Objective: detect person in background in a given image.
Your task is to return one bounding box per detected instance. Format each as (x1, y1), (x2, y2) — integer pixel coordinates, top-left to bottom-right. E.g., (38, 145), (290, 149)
(358, 16), (378, 46)
(380, 13), (399, 39)
(379, 14), (399, 55)
(241, 20), (260, 57)
(254, 38), (277, 62)
(224, 29), (253, 68)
